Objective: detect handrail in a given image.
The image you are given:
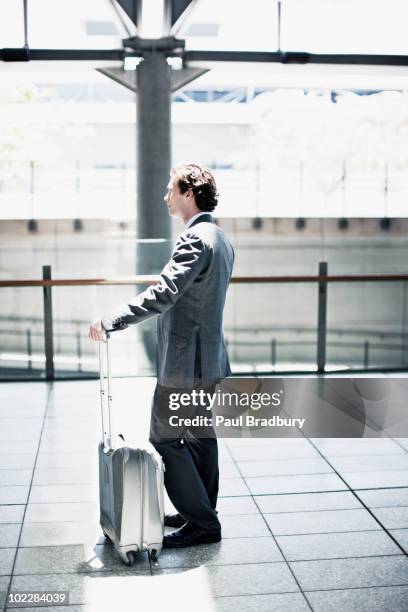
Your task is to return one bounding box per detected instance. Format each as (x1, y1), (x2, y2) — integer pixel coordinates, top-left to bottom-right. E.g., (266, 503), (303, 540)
(0, 273), (407, 288)
(1, 263), (407, 380)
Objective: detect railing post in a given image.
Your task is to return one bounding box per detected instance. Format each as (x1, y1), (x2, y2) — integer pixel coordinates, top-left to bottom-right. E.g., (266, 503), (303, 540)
(76, 327), (82, 373)
(317, 261), (328, 373)
(26, 329), (32, 371)
(364, 340), (369, 368)
(271, 338), (276, 366)
(42, 265), (55, 381)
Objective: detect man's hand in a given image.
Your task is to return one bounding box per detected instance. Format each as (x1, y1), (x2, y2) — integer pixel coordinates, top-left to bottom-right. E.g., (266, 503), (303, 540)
(89, 318), (107, 342)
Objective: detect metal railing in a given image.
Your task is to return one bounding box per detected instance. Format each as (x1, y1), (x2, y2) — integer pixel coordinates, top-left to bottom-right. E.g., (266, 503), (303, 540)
(0, 263), (407, 380)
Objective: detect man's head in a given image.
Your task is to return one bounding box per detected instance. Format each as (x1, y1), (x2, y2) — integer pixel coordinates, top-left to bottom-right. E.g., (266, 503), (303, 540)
(164, 163), (218, 222)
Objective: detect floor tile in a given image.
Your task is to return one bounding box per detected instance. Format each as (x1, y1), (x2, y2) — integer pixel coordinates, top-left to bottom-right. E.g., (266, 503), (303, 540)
(40, 430), (100, 442)
(0, 429), (41, 442)
(11, 570), (156, 608)
(306, 585), (408, 612)
(291, 555), (408, 591)
(20, 522), (102, 547)
(246, 473), (346, 495)
(395, 438), (408, 452)
(329, 454), (408, 473)
(218, 445), (233, 462)
(32, 467), (97, 486)
(36, 453), (96, 469)
(14, 544), (150, 575)
(28, 485), (98, 504)
(218, 478), (250, 497)
(217, 497), (259, 516)
(0, 442), (38, 455)
(0, 382), (48, 402)
(0, 418), (42, 432)
(215, 592), (310, 612)
(344, 470), (408, 489)
(225, 439), (310, 448)
(0, 470), (33, 486)
(0, 524), (20, 548)
(390, 529), (408, 551)
(83, 566), (211, 610)
(43, 416), (98, 427)
(0, 549), (15, 575)
(277, 530), (401, 561)
(24, 502), (98, 524)
(0, 486), (29, 505)
(221, 515), (270, 538)
(9, 572), (90, 606)
(357, 488), (408, 508)
(254, 491), (362, 514)
(6, 607), (84, 612)
(264, 508), (380, 536)
(219, 463), (241, 478)
(371, 507), (408, 530)
(237, 457), (332, 478)
(156, 536), (283, 569)
(0, 505), (25, 524)
(314, 439), (405, 457)
(38, 439), (96, 454)
(206, 562), (299, 597)
(0, 406), (44, 418)
(0, 575), (10, 608)
(0, 455), (36, 469)
(229, 445), (318, 462)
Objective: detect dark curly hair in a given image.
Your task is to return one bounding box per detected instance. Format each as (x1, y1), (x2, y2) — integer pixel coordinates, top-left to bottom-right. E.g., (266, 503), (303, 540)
(172, 163), (219, 212)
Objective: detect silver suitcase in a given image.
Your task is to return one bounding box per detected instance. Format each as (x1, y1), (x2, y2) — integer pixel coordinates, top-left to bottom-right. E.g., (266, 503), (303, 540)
(98, 334), (164, 565)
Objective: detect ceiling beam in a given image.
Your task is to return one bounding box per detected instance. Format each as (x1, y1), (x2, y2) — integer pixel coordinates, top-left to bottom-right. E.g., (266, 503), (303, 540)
(2, 47), (408, 68)
(171, 0), (197, 28)
(0, 48), (124, 61)
(184, 51), (408, 67)
(113, 0), (140, 26)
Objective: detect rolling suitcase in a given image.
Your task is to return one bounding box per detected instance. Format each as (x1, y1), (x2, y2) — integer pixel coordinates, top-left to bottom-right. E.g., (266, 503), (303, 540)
(98, 333), (164, 565)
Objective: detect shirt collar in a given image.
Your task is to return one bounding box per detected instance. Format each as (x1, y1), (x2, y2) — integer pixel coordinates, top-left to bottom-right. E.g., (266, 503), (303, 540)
(185, 212), (211, 229)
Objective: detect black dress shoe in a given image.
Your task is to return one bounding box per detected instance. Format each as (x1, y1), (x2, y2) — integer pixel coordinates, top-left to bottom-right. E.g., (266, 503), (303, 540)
(164, 513), (187, 528)
(163, 523), (221, 548)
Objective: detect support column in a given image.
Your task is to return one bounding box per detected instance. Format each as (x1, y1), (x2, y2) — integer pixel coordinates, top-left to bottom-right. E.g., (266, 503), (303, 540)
(136, 51), (172, 275)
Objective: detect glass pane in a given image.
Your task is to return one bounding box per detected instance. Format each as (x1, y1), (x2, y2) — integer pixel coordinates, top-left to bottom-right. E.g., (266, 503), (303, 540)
(191, 89), (408, 219)
(181, 0), (279, 51)
(0, 0), (25, 47)
(0, 70), (135, 221)
(326, 281), (408, 370)
(225, 283), (318, 373)
(0, 288), (45, 380)
(2, 70), (408, 220)
(282, 0), (408, 54)
(52, 285), (156, 379)
(27, 0), (125, 49)
(51, 239), (172, 379)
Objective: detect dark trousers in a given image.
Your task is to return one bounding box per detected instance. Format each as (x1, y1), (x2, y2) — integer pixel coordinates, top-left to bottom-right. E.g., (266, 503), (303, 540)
(149, 383), (221, 532)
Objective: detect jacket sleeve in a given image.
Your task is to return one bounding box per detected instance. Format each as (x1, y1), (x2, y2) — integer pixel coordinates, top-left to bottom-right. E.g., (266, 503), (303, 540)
(101, 232), (210, 332)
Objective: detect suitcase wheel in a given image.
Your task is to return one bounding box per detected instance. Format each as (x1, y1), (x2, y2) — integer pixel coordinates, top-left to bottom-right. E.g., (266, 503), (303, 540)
(125, 551), (137, 566)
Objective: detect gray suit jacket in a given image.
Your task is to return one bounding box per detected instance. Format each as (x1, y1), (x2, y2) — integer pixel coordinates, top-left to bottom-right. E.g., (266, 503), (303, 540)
(102, 214), (234, 387)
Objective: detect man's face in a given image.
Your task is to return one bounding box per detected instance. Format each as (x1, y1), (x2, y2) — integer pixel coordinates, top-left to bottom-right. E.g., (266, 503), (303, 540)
(164, 175), (191, 218)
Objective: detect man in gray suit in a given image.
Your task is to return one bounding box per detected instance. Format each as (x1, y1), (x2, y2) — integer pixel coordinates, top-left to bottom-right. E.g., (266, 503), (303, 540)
(89, 163), (234, 548)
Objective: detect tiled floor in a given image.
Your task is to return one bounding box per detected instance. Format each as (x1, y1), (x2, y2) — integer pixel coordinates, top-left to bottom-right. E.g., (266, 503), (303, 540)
(1, 375), (408, 611)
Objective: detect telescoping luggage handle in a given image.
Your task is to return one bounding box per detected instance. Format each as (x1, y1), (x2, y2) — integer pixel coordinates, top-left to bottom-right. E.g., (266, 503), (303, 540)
(98, 332), (114, 453)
